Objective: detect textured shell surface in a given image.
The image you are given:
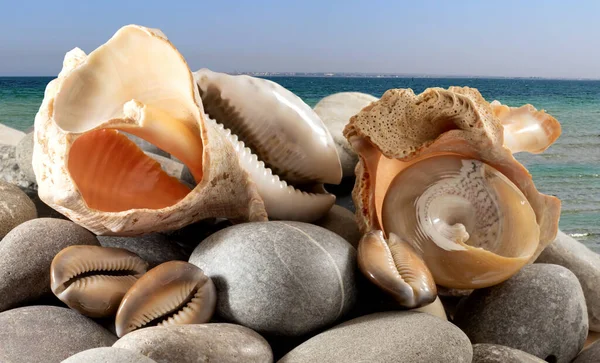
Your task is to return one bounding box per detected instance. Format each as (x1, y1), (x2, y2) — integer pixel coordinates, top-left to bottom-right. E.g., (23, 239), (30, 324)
(32, 25), (269, 235)
(195, 68), (342, 185)
(344, 86), (561, 305)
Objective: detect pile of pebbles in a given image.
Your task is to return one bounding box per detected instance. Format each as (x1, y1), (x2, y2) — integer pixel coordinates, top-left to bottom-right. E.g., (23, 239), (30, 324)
(1, 124), (599, 363)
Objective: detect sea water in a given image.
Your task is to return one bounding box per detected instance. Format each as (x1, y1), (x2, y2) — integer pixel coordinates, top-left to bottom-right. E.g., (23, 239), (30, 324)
(1, 76), (598, 252)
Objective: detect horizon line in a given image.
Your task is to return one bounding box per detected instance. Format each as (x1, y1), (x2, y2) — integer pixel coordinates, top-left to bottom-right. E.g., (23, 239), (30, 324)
(1, 72), (599, 81)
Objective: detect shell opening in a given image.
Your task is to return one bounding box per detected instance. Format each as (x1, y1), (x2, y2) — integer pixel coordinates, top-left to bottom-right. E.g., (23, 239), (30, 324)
(68, 128), (196, 212)
(383, 154), (539, 259)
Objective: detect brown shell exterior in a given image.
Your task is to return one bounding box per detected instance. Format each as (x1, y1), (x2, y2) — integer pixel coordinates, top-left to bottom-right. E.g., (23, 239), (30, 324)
(32, 26), (267, 235)
(343, 87), (561, 261)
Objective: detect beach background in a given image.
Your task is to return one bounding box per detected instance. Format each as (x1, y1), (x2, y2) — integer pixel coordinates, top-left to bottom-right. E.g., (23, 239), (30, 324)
(1, 76), (598, 252)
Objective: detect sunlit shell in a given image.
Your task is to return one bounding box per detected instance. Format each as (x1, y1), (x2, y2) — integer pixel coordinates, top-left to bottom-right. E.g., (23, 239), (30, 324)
(195, 68), (342, 185)
(50, 245), (148, 317)
(32, 25), (269, 235)
(490, 100), (561, 154)
(344, 87), (561, 307)
(115, 261), (216, 337)
(194, 69), (341, 221)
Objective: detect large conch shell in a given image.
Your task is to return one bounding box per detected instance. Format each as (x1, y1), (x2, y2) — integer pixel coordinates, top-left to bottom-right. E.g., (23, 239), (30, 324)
(344, 87), (561, 308)
(32, 25), (269, 235)
(193, 69), (341, 221)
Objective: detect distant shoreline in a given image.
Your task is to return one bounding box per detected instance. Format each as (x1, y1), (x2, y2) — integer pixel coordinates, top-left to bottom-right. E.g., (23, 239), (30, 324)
(1, 73), (599, 81)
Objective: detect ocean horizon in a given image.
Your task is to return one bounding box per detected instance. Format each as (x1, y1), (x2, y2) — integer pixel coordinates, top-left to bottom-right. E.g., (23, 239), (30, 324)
(1, 75), (599, 252)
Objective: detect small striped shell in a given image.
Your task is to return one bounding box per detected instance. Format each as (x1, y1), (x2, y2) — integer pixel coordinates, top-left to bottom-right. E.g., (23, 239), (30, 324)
(115, 261), (216, 337)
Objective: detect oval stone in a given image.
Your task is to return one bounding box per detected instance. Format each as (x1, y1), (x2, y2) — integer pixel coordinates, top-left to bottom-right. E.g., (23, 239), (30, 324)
(278, 311), (472, 363)
(472, 344), (546, 363)
(62, 347), (156, 363)
(315, 205), (361, 248)
(0, 218), (100, 312)
(313, 92), (378, 177)
(0, 181), (37, 239)
(189, 221), (357, 337)
(536, 230), (600, 332)
(98, 233), (189, 268)
(454, 264), (588, 363)
(0, 306), (117, 363)
(113, 324), (272, 363)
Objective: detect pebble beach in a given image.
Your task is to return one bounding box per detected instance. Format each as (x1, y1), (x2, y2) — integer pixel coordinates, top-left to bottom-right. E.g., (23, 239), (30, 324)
(0, 30), (599, 363)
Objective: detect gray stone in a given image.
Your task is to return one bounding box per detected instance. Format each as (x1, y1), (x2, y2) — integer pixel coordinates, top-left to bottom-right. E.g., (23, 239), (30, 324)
(454, 264), (588, 363)
(315, 205), (360, 248)
(98, 233), (189, 268)
(574, 340), (600, 363)
(15, 132), (36, 183)
(62, 347), (156, 363)
(313, 92), (378, 177)
(125, 134), (169, 157)
(0, 218), (100, 312)
(19, 187), (67, 219)
(113, 324), (273, 363)
(0, 144), (34, 189)
(189, 221), (357, 337)
(472, 344), (546, 363)
(0, 181), (36, 238)
(278, 311), (472, 363)
(0, 306), (117, 363)
(536, 230), (600, 332)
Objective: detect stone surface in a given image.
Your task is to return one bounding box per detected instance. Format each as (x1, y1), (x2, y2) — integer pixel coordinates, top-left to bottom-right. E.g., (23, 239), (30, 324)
(315, 205), (360, 248)
(0, 306), (117, 363)
(472, 344), (546, 363)
(0, 144), (34, 188)
(0, 181), (36, 238)
(536, 230), (600, 332)
(313, 92), (378, 177)
(454, 264), (588, 363)
(0, 123), (25, 146)
(574, 340), (600, 363)
(278, 311), (472, 363)
(62, 347), (156, 363)
(0, 218), (100, 312)
(19, 187), (67, 219)
(113, 324), (273, 363)
(15, 132), (36, 183)
(189, 221), (357, 337)
(98, 233), (189, 268)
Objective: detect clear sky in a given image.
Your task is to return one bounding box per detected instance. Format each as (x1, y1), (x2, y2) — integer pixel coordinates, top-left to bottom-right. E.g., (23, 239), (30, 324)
(1, 0), (599, 78)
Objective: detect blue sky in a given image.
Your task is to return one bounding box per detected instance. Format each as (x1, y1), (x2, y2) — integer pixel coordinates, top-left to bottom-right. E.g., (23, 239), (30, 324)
(1, 0), (599, 78)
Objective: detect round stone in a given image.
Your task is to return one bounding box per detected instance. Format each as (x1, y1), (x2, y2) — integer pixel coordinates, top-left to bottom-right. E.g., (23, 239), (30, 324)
(314, 92), (379, 177)
(98, 233), (189, 268)
(0, 180), (37, 239)
(0, 306), (117, 363)
(454, 264), (588, 363)
(0, 218), (100, 312)
(113, 324), (272, 363)
(315, 205), (360, 248)
(15, 131), (36, 183)
(574, 340), (600, 363)
(62, 347), (156, 363)
(189, 221), (357, 337)
(472, 344), (546, 363)
(536, 230), (600, 332)
(279, 311), (472, 363)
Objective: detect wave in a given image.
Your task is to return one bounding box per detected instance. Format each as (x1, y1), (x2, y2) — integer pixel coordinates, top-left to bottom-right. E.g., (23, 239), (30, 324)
(569, 232), (591, 238)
